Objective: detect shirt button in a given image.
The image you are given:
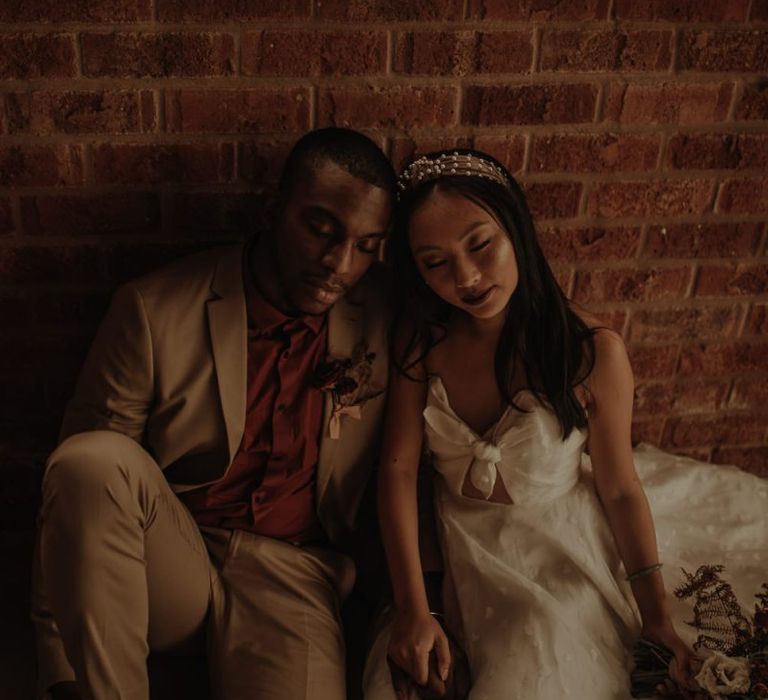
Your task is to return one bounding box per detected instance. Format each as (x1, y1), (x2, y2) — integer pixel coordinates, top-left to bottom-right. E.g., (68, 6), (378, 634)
(282, 350), (290, 360)
(277, 403), (286, 412)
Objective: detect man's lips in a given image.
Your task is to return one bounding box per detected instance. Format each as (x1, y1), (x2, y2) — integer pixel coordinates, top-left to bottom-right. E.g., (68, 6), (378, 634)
(302, 277), (347, 302)
(461, 286), (495, 305)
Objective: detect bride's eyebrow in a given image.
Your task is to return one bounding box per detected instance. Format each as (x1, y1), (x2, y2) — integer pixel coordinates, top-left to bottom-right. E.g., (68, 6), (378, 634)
(413, 221), (489, 254)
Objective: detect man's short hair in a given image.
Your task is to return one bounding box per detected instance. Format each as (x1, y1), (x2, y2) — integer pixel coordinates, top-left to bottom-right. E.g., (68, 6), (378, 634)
(279, 127), (396, 198)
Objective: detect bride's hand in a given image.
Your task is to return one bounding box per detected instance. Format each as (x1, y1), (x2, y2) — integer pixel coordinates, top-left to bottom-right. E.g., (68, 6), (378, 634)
(641, 621), (703, 697)
(388, 611), (451, 689)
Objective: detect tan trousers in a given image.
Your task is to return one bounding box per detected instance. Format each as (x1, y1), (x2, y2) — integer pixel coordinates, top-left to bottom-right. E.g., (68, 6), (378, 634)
(32, 431), (355, 700)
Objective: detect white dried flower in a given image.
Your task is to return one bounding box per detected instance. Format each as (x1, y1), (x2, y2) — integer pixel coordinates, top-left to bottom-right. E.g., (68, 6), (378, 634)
(693, 650), (750, 698)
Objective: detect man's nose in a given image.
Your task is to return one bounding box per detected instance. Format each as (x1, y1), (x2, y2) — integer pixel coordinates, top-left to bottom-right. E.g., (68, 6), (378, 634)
(321, 240), (353, 275)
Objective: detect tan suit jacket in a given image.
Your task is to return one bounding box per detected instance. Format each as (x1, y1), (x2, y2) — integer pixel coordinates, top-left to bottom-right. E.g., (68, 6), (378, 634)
(60, 242), (390, 544)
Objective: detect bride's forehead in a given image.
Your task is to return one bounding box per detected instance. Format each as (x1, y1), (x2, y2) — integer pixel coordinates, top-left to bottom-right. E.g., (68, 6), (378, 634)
(408, 189), (502, 242)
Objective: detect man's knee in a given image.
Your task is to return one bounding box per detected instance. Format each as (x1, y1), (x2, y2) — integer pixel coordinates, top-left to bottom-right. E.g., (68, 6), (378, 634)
(43, 430), (156, 500)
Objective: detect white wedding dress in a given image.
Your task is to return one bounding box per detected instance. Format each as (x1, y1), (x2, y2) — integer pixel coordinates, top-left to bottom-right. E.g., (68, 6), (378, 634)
(363, 375), (768, 700)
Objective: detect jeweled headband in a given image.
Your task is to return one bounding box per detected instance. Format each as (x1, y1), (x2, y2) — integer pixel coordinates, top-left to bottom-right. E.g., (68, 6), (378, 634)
(396, 151), (511, 197)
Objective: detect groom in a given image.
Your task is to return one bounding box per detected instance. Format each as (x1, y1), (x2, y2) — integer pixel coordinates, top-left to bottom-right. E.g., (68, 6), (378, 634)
(32, 127), (396, 700)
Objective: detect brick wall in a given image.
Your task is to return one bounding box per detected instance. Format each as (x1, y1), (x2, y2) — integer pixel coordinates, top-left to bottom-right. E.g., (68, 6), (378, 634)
(1, 0), (767, 529)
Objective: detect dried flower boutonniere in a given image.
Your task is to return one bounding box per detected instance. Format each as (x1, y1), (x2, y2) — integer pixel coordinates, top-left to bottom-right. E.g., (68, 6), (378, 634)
(312, 343), (384, 439)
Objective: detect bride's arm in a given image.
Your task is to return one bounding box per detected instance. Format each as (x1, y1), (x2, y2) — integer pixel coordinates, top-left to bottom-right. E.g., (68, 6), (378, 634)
(378, 359), (451, 686)
(586, 330), (697, 684)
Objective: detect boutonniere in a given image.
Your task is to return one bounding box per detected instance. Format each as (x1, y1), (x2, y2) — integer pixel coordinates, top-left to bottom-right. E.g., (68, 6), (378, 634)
(312, 343), (384, 439)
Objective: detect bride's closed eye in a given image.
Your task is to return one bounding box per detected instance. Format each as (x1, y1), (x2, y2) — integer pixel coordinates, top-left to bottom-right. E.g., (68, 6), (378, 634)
(469, 239), (491, 253)
(422, 257), (447, 270)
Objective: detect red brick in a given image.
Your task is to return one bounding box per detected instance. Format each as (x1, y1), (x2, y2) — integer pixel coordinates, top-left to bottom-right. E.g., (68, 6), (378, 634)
(712, 446), (768, 477)
(669, 133), (735, 171)
(587, 179), (715, 218)
(614, 0), (748, 21)
(666, 133), (768, 171)
(0, 146), (82, 187)
(106, 243), (205, 285)
(34, 293), (110, 327)
(389, 136), (473, 173)
(679, 341), (767, 376)
(540, 30), (671, 72)
(539, 226), (640, 263)
(531, 134), (658, 173)
(631, 418), (665, 446)
(678, 30), (768, 73)
(0, 198), (13, 234)
(627, 344), (679, 380)
(589, 310), (627, 334)
(394, 31), (533, 76)
(735, 135), (768, 169)
(662, 414), (765, 449)
(552, 266), (574, 295)
(643, 223), (760, 258)
(668, 447), (714, 462)
(0, 246), (109, 284)
(0, 332), (92, 385)
(156, 0), (307, 20)
(166, 192), (275, 241)
(0, 33), (75, 79)
(468, 0), (610, 20)
(92, 144), (233, 185)
(5, 91), (142, 135)
(573, 267), (691, 303)
(522, 182), (581, 220)
(165, 89), (309, 134)
(463, 83), (597, 126)
(745, 303), (768, 335)
(319, 86), (456, 129)
(729, 378), (768, 411)
(634, 379), (729, 417)
(604, 82), (733, 124)
(696, 263), (768, 297)
(0, 0), (151, 21)
(628, 305), (741, 343)
(82, 32), (235, 78)
(20, 194), (161, 237)
(736, 80), (768, 120)
(238, 140), (296, 183)
(718, 177), (768, 214)
(470, 136), (525, 175)
(0, 296), (30, 328)
(316, 0), (463, 20)
(752, 0), (768, 20)
(244, 30), (385, 77)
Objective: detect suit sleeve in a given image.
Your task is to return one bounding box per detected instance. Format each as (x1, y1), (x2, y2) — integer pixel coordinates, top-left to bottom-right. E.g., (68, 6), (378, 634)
(59, 282), (154, 444)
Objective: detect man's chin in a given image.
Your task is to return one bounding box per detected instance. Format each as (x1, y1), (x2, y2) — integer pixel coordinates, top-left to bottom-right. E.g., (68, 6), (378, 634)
(290, 293), (339, 317)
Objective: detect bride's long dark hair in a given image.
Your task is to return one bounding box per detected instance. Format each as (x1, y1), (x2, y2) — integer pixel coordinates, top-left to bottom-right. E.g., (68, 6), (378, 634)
(391, 149), (596, 440)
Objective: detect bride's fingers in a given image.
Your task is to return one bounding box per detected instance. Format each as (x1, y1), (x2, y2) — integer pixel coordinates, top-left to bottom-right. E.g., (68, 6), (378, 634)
(433, 629), (451, 681)
(412, 647), (430, 686)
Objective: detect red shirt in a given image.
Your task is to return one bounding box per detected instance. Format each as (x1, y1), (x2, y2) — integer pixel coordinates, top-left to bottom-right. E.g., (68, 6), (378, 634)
(181, 261), (327, 543)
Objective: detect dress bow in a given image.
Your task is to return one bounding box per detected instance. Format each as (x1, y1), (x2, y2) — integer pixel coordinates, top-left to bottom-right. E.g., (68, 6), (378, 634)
(470, 439), (502, 499)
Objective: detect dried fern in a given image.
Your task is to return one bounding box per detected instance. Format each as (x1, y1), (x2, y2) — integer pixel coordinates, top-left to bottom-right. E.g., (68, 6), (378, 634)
(673, 565), (753, 654)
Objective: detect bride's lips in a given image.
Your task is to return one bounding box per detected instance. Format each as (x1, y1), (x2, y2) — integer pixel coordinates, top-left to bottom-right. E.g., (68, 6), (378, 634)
(461, 286), (495, 306)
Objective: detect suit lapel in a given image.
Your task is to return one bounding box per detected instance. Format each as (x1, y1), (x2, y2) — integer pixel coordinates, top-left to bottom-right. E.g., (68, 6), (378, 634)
(316, 292), (365, 507)
(206, 244), (247, 464)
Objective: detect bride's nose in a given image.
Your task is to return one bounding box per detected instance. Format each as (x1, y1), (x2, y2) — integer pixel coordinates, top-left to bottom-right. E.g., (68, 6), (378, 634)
(454, 256), (481, 290)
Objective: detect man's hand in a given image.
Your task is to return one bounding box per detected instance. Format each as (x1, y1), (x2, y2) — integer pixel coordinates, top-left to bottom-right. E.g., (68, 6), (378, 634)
(388, 617), (470, 699)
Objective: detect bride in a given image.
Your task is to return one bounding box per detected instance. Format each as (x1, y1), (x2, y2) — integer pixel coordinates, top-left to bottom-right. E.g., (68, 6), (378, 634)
(370, 149), (707, 699)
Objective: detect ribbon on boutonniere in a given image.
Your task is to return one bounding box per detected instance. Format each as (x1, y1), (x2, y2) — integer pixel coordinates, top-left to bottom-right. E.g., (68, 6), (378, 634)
(312, 343), (384, 439)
